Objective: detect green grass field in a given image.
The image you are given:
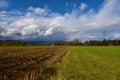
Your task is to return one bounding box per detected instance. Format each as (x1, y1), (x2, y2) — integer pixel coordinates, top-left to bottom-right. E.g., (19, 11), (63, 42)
(53, 46), (120, 80)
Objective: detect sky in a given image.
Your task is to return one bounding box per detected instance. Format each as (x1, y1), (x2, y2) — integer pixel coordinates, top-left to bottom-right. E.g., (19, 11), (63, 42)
(0, 0), (120, 41)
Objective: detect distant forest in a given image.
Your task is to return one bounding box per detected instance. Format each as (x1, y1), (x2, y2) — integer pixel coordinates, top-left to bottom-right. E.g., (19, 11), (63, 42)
(0, 39), (120, 46)
(54, 39), (120, 46)
(0, 40), (27, 46)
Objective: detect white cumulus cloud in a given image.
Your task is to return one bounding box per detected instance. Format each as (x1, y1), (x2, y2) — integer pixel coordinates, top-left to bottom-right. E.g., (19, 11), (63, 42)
(79, 3), (87, 11)
(0, 0), (120, 41)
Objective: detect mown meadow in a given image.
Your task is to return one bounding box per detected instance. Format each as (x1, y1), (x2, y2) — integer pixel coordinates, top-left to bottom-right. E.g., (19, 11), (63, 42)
(53, 46), (120, 80)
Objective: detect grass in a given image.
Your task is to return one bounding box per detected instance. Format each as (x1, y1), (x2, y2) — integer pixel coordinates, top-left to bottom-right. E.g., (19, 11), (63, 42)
(53, 46), (120, 80)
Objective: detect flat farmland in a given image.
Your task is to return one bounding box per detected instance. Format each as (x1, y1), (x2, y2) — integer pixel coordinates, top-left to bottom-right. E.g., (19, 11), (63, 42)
(1, 46), (120, 80)
(0, 46), (71, 80)
(53, 47), (120, 80)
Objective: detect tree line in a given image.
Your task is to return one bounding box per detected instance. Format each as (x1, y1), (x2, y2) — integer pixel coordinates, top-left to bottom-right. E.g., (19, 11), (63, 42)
(0, 40), (27, 46)
(54, 39), (120, 46)
(1, 39), (120, 46)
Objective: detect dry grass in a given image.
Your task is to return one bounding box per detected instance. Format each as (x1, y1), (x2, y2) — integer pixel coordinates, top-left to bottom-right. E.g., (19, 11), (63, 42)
(0, 46), (71, 80)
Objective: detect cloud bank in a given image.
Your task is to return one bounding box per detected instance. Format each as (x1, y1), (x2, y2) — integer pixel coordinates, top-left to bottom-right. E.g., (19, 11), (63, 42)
(0, 0), (120, 41)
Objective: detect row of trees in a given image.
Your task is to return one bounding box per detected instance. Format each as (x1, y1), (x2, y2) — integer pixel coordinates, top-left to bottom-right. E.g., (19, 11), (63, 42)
(1, 39), (120, 46)
(54, 39), (120, 46)
(0, 40), (27, 46)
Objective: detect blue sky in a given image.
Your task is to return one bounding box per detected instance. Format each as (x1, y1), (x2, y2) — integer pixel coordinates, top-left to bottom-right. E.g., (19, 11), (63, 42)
(0, 0), (120, 41)
(3, 0), (104, 13)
